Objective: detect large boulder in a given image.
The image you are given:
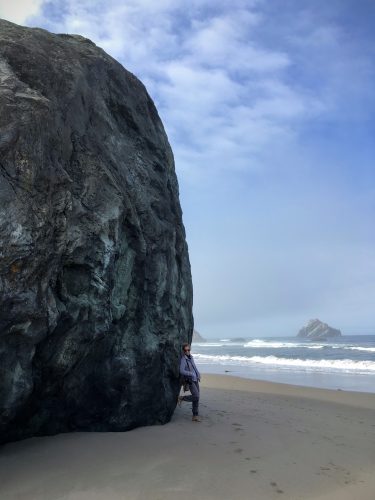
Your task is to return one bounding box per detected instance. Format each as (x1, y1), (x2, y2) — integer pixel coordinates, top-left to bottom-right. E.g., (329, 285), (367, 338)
(0, 19), (193, 444)
(297, 319), (341, 340)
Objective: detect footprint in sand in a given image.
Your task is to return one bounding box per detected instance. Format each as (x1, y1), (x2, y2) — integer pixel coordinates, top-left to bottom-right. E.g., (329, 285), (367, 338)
(270, 481), (284, 494)
(232, 423), (243, 432)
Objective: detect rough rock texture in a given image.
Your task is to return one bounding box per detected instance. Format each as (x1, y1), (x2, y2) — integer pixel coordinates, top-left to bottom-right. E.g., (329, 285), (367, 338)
(297, 319), (341, 340)
(0, 20), (193, 444)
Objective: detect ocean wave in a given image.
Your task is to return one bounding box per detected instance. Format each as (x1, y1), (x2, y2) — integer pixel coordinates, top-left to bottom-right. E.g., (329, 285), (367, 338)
(343, 346), (375, 353)
(194, 343), (223, 347)
(193, 353), (375, 373)
(243, 339), (324, 349)
(244, 339), (299, 348)
(243, 340), (375, 351)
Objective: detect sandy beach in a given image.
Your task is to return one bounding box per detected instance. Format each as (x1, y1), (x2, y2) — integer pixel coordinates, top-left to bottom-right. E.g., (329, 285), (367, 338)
(0, 374), (374, 500)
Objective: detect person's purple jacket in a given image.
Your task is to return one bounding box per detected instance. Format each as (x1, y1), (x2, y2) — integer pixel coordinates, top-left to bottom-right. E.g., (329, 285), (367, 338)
(180, 354), (201, 383)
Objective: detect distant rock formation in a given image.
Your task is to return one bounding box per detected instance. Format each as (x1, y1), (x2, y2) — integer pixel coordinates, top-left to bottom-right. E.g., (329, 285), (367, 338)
(192, 330), (206, 342)
(0, 20), (193, 444)
(297, 319), (341, 340)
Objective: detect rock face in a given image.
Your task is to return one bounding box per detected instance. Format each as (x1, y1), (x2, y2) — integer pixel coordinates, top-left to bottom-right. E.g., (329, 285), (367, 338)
(297, 319), (341, 340)
(192, 330), (206, 343)
(0, 20), (193, 444)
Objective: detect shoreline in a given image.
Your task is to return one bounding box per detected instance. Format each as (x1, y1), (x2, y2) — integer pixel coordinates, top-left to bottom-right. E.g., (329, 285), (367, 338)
(0, 373), (374, 500)
(201, 373), (375, 409)
(196, 362), (375, 394)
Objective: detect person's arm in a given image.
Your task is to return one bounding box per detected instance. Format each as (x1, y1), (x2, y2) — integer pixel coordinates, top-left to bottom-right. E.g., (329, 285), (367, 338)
(191, 357), (201, 381)
(179, 357), (192, 379)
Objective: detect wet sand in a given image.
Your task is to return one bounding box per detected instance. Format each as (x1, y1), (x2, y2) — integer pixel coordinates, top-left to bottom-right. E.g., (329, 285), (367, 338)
(0, 374), (374, 500)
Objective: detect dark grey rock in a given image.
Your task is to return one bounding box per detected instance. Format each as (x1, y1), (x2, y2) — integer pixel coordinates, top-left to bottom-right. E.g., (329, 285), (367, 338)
(297, 319), (341, 340)
(0, 19), (193, 444)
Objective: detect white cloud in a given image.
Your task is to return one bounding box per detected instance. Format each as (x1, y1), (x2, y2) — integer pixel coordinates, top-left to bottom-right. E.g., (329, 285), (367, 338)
(0, 0), (44, 24)
(28, 0), (325, 185)
(185, 13), (289, 74)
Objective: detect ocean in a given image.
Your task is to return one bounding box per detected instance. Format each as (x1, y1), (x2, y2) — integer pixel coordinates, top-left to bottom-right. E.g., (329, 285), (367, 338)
(192, 335), (375, 393)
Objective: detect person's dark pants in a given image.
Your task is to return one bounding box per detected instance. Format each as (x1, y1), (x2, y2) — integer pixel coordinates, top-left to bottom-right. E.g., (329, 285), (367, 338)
(182, 380), (200, 416)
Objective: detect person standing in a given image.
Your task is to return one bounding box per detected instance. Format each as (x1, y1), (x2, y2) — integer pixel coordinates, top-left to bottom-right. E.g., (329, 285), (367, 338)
(179, 343), (201, 422)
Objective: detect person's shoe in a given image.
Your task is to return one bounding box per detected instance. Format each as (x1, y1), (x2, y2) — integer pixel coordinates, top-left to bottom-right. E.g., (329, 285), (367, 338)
(177, 396), (183, 407)
(192, 415), (201, 422)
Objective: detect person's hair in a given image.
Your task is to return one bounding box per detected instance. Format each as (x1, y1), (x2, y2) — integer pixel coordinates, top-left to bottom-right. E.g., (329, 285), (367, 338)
(182, 343), (190, 352)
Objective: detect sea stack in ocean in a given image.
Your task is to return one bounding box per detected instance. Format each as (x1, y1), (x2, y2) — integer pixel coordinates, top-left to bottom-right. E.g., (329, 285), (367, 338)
(192, 330), (206, 342)
(0, 20), (193, 444)
(297, 319), (341, 340)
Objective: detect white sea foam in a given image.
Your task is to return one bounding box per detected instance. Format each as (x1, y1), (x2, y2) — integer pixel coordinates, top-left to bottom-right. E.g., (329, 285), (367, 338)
(243, 340), (375, 351)
(343, 346), (375, 353)
(244, 339), (299, 348)
(195, 343), (223, 347)
(326, 344), (375, 352)
(244, 340), (324, 349)
(193, 353), (375, 373)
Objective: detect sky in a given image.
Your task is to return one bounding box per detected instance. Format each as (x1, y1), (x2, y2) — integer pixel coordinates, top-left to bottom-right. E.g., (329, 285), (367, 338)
(1, 0), (375, 337)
